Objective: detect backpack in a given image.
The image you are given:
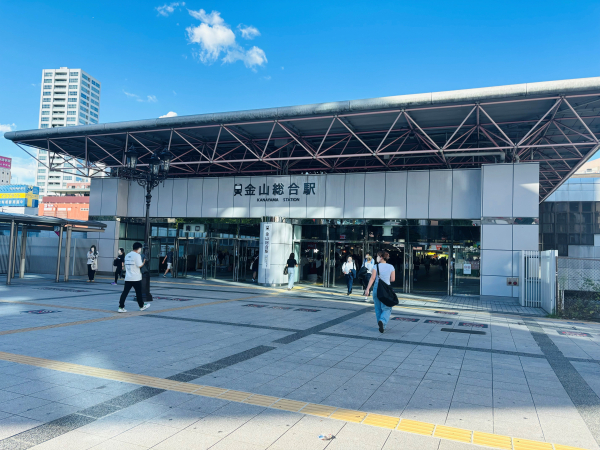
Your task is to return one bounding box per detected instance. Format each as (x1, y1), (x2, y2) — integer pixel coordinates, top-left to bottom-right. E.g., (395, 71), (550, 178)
(113, 258), (120, 267)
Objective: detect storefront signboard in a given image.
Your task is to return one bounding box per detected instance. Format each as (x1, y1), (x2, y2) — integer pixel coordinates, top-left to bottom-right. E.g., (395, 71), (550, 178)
(463, 263), (471, 275)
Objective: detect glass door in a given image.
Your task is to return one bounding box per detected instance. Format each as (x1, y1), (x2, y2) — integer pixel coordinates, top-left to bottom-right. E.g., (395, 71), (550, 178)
(299, 241), (326, 286)
(176, 238), (188, 278)
(450, 244), (480, 295)
(234, 239), (259, 282)
(367, 241), (406, 292)
(204, 238), (218, 279)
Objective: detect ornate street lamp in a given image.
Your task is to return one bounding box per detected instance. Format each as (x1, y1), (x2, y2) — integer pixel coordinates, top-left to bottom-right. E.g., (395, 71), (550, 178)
(118, 145), (172, 300)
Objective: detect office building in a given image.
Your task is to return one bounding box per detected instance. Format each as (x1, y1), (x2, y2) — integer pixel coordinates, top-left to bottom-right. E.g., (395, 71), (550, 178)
(0, 157), (11, 185)
(36, 67), (100, 195)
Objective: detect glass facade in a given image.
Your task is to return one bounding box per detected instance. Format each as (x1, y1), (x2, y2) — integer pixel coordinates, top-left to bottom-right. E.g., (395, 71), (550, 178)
(539, 201), (599, 256)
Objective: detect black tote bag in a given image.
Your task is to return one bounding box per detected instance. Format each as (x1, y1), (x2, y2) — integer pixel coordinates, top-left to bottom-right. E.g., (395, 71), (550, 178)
(376, 263), (399, 307)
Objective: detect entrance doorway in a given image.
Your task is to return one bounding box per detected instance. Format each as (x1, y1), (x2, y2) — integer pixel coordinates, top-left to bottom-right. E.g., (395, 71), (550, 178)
(409, 243), (450, 294)
(367, 241), (406, 292)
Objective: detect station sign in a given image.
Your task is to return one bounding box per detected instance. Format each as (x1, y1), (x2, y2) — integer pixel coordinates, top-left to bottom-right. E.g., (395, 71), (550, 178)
(234, 182), (317, 203)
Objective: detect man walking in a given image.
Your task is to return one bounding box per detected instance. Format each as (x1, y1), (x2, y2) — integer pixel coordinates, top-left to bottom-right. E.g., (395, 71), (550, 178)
(162, 247), (174, 278)
(118, 242), (151, 313)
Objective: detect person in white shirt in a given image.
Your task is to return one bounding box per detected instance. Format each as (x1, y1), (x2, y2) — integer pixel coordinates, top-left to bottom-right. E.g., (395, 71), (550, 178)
(364, 251), (396, 334)
(362, 254), (375, 302)
(341, 256), (357, 295)
(86, 246), (98, 282)
(118, 242), (151, 313)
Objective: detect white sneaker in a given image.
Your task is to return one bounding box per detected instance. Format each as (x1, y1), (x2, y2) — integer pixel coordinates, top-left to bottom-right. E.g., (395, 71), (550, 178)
(117, 308), (127, 313)
(140, 303), (151, 311)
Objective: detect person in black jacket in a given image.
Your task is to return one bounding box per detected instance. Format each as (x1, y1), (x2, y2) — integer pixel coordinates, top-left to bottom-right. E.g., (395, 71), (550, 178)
(251, 255), (259, 283)
(112, 248), (125, 285)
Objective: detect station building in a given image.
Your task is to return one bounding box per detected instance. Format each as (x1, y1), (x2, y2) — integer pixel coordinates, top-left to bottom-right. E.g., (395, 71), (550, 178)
(6, 77), (600, 297)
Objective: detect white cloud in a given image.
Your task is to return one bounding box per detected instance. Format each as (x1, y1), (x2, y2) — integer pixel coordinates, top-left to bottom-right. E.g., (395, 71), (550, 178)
(156, 2), (184, 17)
(123, 90), (139, 99)
(123, 91), (157, 103)
(0, 123), (16, 133)
(238, 24), (260, 40)
(10, 156), (36, 184)
(186, 9), (267, 69)
(160, 111), (177, 118)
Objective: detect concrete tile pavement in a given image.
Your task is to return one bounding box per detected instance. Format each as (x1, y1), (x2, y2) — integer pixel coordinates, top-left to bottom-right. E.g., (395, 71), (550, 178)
(0, 278), (598, 449)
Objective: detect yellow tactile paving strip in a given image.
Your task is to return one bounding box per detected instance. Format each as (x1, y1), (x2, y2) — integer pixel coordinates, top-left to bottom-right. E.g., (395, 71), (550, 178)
(0, 295), (263, 337)
(0, 350), (587, 450)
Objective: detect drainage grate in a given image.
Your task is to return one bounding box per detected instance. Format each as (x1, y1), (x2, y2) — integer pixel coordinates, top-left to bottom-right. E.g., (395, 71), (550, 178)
(441, 328), (486, 335)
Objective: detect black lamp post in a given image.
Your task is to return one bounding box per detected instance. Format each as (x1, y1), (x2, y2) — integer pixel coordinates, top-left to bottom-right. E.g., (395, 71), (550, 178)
(121, 145), (172, 299)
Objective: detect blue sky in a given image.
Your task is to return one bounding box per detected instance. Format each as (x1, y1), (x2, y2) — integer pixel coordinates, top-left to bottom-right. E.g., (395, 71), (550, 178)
(1, 0), (599, 183)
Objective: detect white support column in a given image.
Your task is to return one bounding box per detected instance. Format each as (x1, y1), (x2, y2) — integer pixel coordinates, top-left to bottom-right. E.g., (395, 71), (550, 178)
(480, 163), (539, 297)
(258, 219), (292, 286)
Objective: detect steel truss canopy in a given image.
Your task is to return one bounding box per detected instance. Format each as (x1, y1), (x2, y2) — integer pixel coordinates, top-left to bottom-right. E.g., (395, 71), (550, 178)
(5, 77), (600, 201)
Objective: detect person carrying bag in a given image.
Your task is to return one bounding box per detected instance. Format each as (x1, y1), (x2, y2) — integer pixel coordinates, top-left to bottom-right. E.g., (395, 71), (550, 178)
(341, 256), (357, 295)
(364, 251), (398, 334)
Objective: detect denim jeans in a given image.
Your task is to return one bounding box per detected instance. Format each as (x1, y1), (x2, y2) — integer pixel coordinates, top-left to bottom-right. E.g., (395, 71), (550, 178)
(373, 282), (392, 328)
(287, 267), (295, 289)
(345, 273), (354, 293)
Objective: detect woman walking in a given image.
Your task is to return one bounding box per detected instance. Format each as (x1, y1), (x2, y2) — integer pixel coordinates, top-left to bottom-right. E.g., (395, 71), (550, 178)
(364, 251), (396, 334)
(286, 253), (297, 290)
(86, 245), (98, 282)
(112, 248), (125, 285)
(362, 254), (375, 302)
(342, 256), (356, 295)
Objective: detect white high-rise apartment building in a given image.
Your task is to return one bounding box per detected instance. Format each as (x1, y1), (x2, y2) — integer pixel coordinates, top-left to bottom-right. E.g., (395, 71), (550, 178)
(36, 67), (101, 195)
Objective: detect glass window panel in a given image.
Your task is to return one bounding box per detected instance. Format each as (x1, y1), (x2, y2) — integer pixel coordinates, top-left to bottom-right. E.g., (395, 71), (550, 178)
(301, 224), (327, 240)
(570, 202), (580, 212)
(558, 244), (568, 256)
(556, 213), (568, 224)
(581, 234), (594, 245)
(569, 234), (580, 245)
(557, 234), (568, 244)
(329, 224), (366, 241)
(542, 213), (554, 223)
(542, 224), (554, 233)
(542, 233), (555, 245)
(555, 202), (568, 212)
(582, 202), (593, 212)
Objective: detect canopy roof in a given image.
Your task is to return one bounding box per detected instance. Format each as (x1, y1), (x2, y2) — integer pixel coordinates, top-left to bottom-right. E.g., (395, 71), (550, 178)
(5, 77), (600, 201)
(0, 212), (106, 231)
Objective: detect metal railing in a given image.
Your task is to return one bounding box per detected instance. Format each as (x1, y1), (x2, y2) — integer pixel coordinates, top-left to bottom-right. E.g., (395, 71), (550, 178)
(519, 250), (557, 313)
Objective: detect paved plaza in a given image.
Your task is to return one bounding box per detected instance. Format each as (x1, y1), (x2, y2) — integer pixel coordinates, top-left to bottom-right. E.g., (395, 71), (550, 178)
(0, 277), (599, 449)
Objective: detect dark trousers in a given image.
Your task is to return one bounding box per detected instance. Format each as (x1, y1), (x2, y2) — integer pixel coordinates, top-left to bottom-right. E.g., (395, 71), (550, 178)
(119, 281), (144, 309)
(114, 266), (122, 283)
(87, 264), (95, 281)
(345, 273), (354, 293)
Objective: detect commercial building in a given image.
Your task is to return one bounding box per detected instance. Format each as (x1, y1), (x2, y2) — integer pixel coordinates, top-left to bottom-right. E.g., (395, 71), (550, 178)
(36, 67), (100, 195)
(0, 157), (11, 185)
(0, 185), (39, 215)
(540, 159), (600, 257)
(6, 77), (600, 297)
(38, 195), (90, 220)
